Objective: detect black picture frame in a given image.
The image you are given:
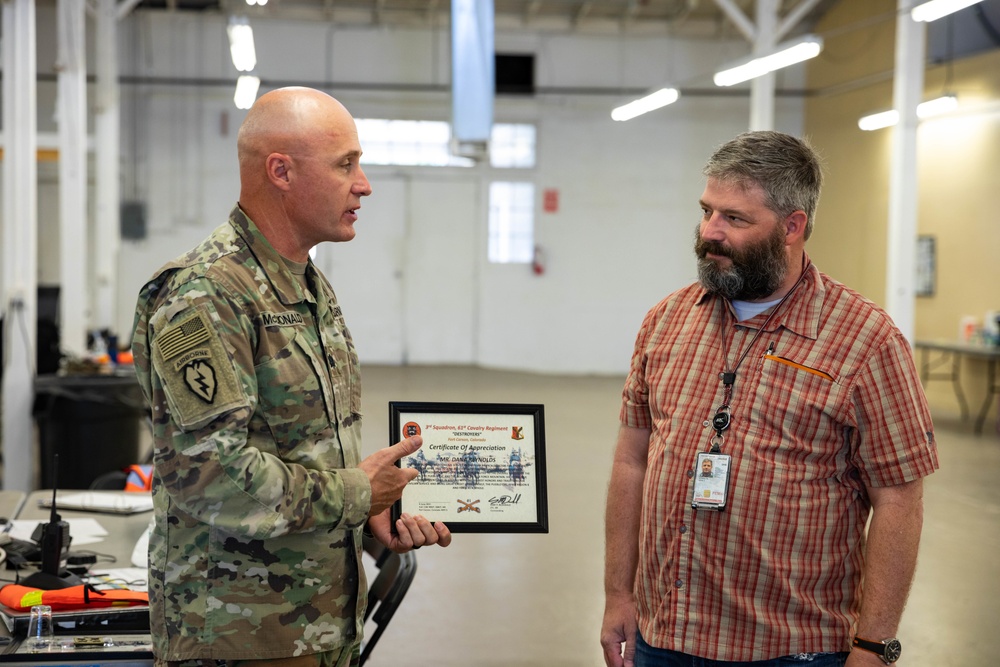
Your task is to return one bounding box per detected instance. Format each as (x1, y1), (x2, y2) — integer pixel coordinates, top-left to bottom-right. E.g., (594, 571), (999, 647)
(389, 401), (548, 533)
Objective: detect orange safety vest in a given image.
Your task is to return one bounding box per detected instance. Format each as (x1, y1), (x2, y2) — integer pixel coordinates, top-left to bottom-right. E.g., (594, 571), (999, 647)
(0, 584), (148, 611)
(124, 464), (153, 492)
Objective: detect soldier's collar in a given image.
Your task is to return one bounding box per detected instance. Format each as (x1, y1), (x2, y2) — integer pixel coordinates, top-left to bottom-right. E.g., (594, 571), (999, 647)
(229, 206), (314, 306)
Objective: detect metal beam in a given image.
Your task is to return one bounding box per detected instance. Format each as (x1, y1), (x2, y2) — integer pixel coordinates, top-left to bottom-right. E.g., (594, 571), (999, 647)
(117, 0), (142, 20)
(713, 0), (756, 42)
(777, 0), (825, 41)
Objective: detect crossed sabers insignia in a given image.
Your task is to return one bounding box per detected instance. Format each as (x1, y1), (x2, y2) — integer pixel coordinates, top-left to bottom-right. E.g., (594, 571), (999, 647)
(457, 499), (481, 513)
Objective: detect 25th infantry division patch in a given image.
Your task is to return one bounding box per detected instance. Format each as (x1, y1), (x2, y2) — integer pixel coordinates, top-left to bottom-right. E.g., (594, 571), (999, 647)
(152, 308), (247, 431)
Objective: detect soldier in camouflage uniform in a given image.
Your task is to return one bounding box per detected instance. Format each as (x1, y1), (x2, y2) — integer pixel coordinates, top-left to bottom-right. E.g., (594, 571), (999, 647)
(132, 88), (452, 667)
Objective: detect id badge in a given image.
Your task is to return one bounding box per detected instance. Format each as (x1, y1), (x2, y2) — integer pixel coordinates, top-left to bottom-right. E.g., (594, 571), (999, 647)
(691, 452), (732, 511)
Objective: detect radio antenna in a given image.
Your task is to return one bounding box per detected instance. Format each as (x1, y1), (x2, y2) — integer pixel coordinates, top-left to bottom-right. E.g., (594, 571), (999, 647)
(49, 454), (60, 522)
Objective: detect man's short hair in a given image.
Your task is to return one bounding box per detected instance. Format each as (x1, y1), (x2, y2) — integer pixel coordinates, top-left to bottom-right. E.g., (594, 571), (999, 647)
(703, 131), (823, 240)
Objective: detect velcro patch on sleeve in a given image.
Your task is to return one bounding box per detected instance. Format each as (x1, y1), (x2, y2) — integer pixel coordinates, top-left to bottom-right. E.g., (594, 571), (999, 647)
(152, 309), (248, 431)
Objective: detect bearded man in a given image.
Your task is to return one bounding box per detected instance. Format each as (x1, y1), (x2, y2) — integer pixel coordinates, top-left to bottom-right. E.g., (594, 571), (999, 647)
(600, 131), (938, 667)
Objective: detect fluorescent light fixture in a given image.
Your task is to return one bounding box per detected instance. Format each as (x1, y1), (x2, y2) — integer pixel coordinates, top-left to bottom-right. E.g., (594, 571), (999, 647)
(857, 95), (959, 131)
(912, 0), (985, 22)
(227, 18), (257, 72)
(611, 87), (680, 121)
(917, 94), (959, 117)
(234, 75), (261, 110)
(246, 0), (268, 5)
(713, 34), (823, 87)
(858, 109), (899, 131)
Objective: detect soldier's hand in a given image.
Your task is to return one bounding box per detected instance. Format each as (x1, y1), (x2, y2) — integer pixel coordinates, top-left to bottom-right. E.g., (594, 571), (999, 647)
(368, 508), (453, 553)
(359, 436), (421, 516)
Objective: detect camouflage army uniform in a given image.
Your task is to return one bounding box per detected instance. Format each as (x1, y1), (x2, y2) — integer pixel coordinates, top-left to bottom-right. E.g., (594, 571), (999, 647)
(132, 206), (371, 661)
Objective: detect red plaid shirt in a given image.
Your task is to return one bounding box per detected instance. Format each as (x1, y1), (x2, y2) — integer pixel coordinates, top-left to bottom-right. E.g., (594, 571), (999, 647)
(621, 261), (939, 661)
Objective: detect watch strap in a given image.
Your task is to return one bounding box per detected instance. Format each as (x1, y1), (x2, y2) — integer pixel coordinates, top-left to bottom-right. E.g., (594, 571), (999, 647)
(852, 636), (901, 664)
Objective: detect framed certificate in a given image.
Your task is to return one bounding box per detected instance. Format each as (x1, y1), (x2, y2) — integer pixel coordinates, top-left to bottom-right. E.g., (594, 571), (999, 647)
(389, 402), (548, 533)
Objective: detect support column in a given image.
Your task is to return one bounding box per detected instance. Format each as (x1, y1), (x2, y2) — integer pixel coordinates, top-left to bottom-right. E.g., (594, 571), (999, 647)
(885, 1), (925, 342)
(750, 0), (779, 131)
(58, 0), (90, 357)
(2, 0), (39, 491)
(94, 0), (121, 334)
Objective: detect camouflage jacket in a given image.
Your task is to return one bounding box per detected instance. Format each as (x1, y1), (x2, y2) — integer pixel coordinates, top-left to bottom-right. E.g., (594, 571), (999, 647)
(131, 206), (370, 660)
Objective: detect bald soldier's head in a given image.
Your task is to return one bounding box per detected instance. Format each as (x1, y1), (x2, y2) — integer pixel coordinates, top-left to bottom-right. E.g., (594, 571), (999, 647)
(235, 87), (372, 261)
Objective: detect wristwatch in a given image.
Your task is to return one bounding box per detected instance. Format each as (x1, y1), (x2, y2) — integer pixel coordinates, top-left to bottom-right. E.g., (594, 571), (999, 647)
(852, 636), (902, 664)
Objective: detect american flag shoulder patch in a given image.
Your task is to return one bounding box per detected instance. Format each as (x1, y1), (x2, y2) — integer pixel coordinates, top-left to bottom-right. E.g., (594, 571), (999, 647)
(157, 311), (212, 361)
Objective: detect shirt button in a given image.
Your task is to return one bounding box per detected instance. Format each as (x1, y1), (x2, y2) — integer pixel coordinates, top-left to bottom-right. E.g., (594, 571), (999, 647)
(703, 420), (711, 428)
(687, 470), (694, 478)
(679, 525), (687, 534)
(674, 579), (683, 588)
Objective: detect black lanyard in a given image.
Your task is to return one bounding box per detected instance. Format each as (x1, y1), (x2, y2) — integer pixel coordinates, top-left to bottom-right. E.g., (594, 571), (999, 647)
(709, 261), (811, 452)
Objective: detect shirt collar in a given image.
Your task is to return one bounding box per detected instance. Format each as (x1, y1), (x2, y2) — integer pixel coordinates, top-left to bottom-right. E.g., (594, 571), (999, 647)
(693, 254), (824, 340)
(229, 205), (315, 306)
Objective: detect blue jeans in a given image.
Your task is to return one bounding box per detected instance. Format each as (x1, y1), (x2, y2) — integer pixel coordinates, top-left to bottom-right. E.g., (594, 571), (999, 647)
(634, 632), (849, 667)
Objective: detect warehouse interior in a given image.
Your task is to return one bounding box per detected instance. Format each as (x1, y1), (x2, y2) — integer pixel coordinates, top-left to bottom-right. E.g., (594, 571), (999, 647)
(0, 1), (999, 665)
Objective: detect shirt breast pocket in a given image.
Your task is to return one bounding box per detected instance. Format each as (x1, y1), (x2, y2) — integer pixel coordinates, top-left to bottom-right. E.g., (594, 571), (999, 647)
(748, 354), (841, 470)
(254, 329), (333, 453)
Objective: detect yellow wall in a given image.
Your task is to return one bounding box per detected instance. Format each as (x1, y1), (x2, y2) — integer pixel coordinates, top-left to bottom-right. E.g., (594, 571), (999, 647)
(804, 1), (1000, 421)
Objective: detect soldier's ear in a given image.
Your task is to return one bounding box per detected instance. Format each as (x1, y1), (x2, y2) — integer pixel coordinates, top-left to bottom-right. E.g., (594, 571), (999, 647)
(266, 153), (292, 190)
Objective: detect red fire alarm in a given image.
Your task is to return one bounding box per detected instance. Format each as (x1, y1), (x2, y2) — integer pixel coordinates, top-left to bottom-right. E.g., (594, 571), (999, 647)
(543, 188), (559, 213)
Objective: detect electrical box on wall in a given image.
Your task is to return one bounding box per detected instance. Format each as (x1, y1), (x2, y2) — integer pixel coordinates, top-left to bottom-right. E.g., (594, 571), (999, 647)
(121, 201), (147, 240)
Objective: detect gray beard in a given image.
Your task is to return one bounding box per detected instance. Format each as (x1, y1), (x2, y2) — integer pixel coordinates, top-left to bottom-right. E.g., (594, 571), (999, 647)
(695, 226), (789, 301)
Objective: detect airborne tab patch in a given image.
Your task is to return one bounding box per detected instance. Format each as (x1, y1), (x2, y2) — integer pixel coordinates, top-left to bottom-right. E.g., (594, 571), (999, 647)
(260, 311), (306, 327)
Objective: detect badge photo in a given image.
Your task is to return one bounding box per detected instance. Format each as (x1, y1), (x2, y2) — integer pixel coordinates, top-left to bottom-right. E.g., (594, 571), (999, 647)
(691, 451), (732, 511)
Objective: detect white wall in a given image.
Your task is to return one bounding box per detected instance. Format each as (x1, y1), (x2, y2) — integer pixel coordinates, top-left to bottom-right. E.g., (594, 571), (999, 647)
(37, 11), (806, 375)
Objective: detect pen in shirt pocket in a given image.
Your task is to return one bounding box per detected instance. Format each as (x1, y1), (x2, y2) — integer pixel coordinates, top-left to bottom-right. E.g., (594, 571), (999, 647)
(761, 342), (776, 368)
(762, 343), (836, 381)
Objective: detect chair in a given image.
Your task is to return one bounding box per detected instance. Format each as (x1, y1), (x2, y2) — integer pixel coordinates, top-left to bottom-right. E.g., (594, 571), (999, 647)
(88, 469), (128, 490)
(359, 534), (418, 666)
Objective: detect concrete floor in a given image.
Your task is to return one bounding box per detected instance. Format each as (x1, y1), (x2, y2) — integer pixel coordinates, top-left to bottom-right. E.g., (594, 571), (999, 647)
(357, 364), (1000, 667)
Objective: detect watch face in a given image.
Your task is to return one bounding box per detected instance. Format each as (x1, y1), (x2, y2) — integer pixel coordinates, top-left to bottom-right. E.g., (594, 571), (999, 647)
(884, 639), (902, 662)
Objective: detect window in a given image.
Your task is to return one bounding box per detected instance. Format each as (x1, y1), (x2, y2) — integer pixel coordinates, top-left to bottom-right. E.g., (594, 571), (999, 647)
(355, 119), (536, 169)
(490, 123), (536, 168)
(355, 119), (473, 167)
(488, 182), (535, 264)
(352, 118), (539, 264)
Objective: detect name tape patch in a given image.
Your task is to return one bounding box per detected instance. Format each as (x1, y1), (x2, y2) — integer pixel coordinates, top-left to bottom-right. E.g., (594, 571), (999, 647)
(260, 311), (305, 327)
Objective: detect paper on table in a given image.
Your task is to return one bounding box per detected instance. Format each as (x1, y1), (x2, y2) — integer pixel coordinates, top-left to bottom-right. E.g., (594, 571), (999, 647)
(39, 491), (154, 514)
